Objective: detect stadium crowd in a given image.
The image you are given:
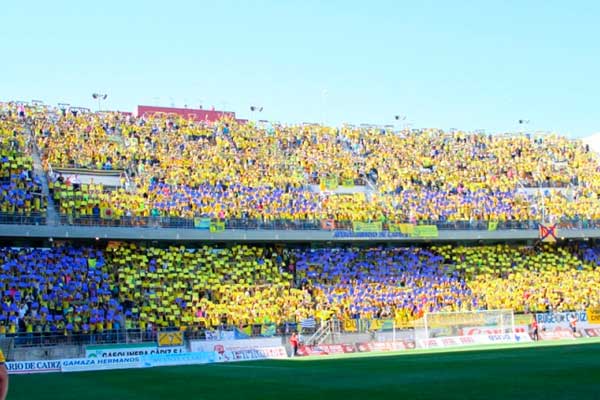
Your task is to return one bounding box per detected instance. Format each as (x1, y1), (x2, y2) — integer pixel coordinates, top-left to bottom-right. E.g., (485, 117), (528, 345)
(1, 242), (599, 339)
(0, 104), (46, 220)
(5, 104), (593, 225)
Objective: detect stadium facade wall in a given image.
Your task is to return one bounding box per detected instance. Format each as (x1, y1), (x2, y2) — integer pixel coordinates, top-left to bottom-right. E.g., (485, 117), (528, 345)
(3, 224), (600, 242)
(13, 345), (84, 361)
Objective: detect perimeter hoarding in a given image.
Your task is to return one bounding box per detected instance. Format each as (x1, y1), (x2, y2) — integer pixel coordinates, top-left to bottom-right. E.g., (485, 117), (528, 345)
(7, 360), (62, 374)
(85, 343), (186, 358)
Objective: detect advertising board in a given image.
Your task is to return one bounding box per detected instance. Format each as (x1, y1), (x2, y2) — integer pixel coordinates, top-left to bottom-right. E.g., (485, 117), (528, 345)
(216, 346), (288, 362)
(141, 352), (216, 368)
(535, 312), (588, 329)
(6, 360), (62, 374)
(355, 341), (415, 352)
(418, 333), (528, 349)
(190, 338), (281, 353)
(459, 326), (529, 336)
(61, 356), (142, 373)
(297, 344), (356, 356)
(538, 327), (576, 341)
(85, 343), (186, 358)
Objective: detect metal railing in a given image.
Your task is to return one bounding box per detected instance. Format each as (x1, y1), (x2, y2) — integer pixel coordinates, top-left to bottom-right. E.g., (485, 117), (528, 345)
(53, 214), (600, 231)
(0, 210), (600, 233)
(0, 212), (46, 225)
(7, 322), (299, 348)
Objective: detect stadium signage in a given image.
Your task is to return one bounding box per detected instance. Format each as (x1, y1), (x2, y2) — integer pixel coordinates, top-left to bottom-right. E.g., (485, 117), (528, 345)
(190, 338), (281, 353)
(6, 360), (61, 374)
(535, 311), (587, 326)
(461, 326), (528, 336)
(61, 356), (142, 372)
(85, 344), (186, 358)
(299, 341), (415, 356)
(158, 331), (184, 347)
(583, 328), (600, 337)
(418, 334), (525, 349)
(355, 341), (415, 352)
(298, 344), (355, 356)
(538, 328), (576, 341)
(586, 308), (600, 325)
(333, 231), (408, 239)
(216, 347), (288, 362)
(141, 351), (216, 367)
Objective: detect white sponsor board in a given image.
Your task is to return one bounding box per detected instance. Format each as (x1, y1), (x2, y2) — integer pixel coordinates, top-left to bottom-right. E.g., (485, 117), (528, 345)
(539, 327), (576, 341)
(205, 330), (236, 341)
(85, 344), (186, 358)
(190, 338), (281, 353)
(460, 325), (529, 336)
(215, 346), (288, 362)
(61, 356), (142, 372)
(418, 333), (528, 349)
(141, 352), (217, 368)
(535, 311), (589, 329)
(7, 360), (62, 374)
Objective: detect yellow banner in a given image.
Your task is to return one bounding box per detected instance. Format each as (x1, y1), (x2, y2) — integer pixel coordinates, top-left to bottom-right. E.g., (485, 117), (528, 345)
(352, 221), (383, 232)
(210, 221), (225, 232)
(320, 177), (339, 190)
(389, 223), (415, 234)
(425, 313), (486, 328)
(514, 314), (535, 326)
(410, 225), (438, 238)
(157, 331), (184, 347)
(343, 319), (357, 332)
(342, 178), (355, 188)
(587, 308), (600, 324)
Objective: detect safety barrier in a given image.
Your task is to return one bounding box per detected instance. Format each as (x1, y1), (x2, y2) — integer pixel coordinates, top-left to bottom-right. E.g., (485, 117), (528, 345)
(52, 215), (600, 231)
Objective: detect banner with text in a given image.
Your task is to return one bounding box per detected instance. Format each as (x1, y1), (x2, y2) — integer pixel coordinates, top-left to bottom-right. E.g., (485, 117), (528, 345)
(410, 225), (439, 238)
(85, 343), (186, 358)
(7, 360), (62, 374)
(586, 308), (600, 325)
(352, 221), (383, 233)
(389, 223), (415, 234)
(535, 311), (589, 329)
(141, 351), (216, 368)
(61, 356), (142, 373)
(418, 333), (527, 349)
(193, 218), (211, 230)
(190, 338), (282, 353)
(216, 347), (288, 362)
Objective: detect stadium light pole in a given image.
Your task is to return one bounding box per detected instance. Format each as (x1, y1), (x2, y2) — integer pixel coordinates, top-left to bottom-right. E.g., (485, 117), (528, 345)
(250, 105), (264, 122)
(394, 115), (407, 132)
(92, 93), (107, 112)
(518, 119), (530, 134)
(58, 103), (70, 116)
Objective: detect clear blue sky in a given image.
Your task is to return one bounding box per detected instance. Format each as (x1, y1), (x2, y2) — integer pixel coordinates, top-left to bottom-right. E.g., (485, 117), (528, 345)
(2, 0), (598, 136)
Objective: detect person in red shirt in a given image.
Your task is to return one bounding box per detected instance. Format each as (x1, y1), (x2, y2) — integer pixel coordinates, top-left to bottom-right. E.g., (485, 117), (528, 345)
(531, 319), (539, 341)
(569, 314), (577, 334)
(290, 332), (299, 357)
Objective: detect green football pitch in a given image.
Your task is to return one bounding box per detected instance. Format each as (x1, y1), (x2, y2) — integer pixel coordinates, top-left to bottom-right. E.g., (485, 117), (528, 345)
(9, 339), (600, 400)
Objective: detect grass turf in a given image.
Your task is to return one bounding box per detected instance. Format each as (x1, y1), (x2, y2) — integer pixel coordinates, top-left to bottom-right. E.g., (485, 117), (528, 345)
(9, 339), (600, 400)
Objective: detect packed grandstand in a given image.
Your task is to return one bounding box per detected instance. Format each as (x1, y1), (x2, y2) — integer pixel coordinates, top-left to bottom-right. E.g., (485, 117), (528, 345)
(1, 100), (600, 349)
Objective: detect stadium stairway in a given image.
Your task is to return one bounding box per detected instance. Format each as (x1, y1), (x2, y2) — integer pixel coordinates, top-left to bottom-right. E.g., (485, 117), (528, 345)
(29, 127), (59, 226)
